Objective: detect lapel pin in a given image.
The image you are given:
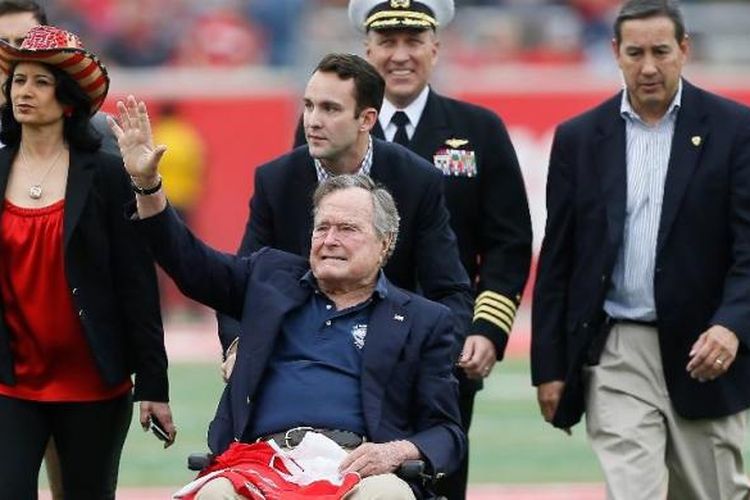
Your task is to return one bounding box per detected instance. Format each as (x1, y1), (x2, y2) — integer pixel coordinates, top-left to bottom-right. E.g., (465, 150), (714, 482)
(691, 136), (702, 147)
(394, 314), (404, 322)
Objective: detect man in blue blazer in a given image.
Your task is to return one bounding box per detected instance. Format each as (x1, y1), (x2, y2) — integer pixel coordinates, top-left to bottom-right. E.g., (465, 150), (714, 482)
(532, 1), (750, 498)
(113, 106), (465, 496)
(219, 53), (472, 359)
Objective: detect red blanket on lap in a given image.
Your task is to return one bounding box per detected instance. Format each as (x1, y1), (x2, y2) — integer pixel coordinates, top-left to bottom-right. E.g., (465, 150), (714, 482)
(173, 442), (360, 500)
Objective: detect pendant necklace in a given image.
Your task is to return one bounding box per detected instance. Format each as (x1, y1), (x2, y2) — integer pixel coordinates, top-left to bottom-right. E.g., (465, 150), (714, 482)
(19, 145), (65, 200)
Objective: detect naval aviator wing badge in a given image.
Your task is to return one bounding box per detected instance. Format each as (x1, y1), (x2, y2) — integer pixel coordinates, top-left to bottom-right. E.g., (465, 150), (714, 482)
(434, 138), (477, 177)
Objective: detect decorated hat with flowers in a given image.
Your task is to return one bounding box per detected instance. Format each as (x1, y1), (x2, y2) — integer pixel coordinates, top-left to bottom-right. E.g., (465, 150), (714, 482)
(0, 25), (109, 115)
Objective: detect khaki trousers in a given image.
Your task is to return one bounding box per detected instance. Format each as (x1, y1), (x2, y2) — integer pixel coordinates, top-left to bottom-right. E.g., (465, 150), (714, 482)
(194, 473), (415, 500)
(584, 322), (750, 500)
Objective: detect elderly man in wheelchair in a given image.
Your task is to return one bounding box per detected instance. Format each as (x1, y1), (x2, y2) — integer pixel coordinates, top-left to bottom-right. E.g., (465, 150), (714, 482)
(111, 95), (466, 500)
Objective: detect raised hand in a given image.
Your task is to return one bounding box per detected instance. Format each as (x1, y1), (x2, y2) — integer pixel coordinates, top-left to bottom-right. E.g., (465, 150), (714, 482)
(107, 95), (167, 182)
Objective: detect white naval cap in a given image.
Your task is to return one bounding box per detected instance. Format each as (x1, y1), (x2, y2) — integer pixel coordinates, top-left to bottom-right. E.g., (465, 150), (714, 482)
(348, 0), (455, 33)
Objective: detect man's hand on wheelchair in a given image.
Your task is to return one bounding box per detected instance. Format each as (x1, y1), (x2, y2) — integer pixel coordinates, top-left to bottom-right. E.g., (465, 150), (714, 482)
(339, 440), (420, 477)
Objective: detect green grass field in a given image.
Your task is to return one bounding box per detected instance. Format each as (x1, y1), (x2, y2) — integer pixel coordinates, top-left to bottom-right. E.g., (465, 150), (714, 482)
(470, 359), (601, 483)
(51, 358), (599, 489)
(43, 357), (750, 490)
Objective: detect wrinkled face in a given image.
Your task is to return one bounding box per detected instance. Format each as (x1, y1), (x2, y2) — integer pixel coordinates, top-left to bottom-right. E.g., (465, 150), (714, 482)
(0, 11), (38, 47)
(303, 71), (366, 163)
(613, 16), (687, 121)
(365, 29), (438, 108)
(10, 62), (64, 126)
(310, 187), (387, 290)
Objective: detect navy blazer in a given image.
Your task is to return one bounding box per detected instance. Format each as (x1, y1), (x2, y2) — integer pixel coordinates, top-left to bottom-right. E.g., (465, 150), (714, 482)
(220, 138), (472, 351)
(0, 147), (167, 401)
(532, 81), (750, 428)
(136, 207), (466, 479)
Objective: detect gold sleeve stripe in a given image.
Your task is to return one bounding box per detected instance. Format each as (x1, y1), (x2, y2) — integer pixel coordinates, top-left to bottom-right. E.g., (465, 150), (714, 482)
(474, 312), (512, 334)
(475, 297), (516, 319)
(474, 303), (514, 325)
(474, 304), (513, 330)
(476, 291), (517, 313)
(474, 302), (513, 323)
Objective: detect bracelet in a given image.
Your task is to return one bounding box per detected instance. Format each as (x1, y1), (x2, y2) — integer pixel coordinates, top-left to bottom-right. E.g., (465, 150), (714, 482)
(131, 175), (162, 195)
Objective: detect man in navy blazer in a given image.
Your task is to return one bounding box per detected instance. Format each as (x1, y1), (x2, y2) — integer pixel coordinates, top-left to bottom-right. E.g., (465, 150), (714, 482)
(532, 1), (750, 498)
(218, 53), (472, 355)
(117, 130), (465, 497)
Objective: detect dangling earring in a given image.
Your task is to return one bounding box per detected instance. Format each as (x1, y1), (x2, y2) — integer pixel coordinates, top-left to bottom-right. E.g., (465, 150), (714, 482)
(63, 105), (73, 118)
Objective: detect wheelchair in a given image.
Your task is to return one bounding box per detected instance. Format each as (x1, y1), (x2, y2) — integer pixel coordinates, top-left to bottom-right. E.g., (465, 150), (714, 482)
(188, 452), (447, 500)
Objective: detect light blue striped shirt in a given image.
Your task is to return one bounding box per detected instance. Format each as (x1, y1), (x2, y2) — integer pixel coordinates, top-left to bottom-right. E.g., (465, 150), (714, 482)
(604, 81), (683, 321)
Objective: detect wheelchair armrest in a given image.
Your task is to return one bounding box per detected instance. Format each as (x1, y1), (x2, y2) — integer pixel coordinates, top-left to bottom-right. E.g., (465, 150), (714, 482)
(396, 459), (425, 479)
(187, 452), (214, 471)
(397, 460), (447, 500)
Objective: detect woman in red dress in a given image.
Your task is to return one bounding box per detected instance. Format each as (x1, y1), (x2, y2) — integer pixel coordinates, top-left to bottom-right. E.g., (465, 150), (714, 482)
(0, 25), (175, 498)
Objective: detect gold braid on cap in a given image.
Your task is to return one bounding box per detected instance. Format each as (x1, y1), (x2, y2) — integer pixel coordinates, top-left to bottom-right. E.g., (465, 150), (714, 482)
(365, 10), (437, 30)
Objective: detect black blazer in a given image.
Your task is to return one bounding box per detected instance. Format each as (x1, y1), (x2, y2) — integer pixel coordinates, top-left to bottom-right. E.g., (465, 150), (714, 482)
(379, 90), (531, 358)
(0, 147), (168, 401)
(294, 90), (532, 359)
(219, 138), (473, 350)
(532, 81), (750, 428)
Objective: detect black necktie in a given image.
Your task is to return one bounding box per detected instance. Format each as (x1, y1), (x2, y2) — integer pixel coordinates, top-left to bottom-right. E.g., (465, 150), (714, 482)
(391, 111), (410, 147)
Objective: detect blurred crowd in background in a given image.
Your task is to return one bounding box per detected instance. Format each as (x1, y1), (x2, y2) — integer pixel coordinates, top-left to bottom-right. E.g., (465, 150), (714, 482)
(43, 0), (750, 73)
(33, 0), (747, 320)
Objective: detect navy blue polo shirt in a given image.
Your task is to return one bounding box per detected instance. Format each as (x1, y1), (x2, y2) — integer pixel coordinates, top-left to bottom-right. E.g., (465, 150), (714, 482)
(248, 271), (388, 439)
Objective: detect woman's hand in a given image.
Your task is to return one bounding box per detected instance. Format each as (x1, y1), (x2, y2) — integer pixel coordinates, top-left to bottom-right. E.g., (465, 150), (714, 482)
(107, 95), (167, 183)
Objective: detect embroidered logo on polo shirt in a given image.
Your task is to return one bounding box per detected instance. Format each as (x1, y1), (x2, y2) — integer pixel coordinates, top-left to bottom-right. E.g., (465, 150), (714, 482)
(351, 324), (368, 350)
